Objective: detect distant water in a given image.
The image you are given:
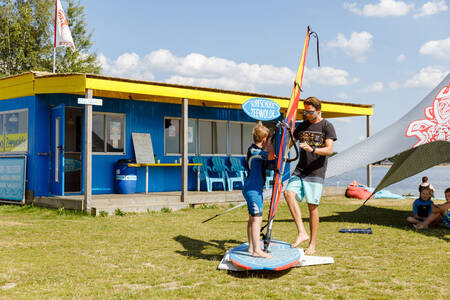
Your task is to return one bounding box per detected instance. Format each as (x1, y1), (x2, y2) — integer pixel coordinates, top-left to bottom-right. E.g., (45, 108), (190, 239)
(324, 166), (449, 200)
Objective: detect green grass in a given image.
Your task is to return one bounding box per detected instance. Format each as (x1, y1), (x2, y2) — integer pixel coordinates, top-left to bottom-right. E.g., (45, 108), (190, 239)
(0, 197), (449, 299)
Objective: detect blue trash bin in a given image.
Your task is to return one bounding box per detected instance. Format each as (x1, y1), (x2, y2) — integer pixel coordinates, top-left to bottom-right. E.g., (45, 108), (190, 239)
(115, 159), (137, 194)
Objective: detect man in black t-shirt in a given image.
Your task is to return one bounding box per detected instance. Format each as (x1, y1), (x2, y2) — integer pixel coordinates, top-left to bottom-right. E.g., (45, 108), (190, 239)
(284, 96), (337, 254)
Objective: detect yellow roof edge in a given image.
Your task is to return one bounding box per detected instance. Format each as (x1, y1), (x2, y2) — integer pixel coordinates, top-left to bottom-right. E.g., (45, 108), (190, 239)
(0, 72), (374, 116)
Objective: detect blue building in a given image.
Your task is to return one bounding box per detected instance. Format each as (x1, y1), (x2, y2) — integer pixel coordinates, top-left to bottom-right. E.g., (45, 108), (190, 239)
(0, 72), (373, 206)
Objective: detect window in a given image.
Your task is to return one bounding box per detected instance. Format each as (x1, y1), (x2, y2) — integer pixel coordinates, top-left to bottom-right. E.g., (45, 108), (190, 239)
(0, 109), (28, 153)
(164, 117), (197, 155)
(92, 113), (125, 153)
(230, 121), (254, 155)
(199, 120), (227, 155)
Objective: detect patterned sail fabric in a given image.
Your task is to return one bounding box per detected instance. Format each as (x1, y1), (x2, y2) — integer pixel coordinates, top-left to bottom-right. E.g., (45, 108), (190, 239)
(326, 73), (450, 179)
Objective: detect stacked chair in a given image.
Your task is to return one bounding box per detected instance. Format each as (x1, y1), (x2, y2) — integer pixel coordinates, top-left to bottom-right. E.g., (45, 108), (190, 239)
(192, 157), (226, 192)
(211, 157), (245, 191)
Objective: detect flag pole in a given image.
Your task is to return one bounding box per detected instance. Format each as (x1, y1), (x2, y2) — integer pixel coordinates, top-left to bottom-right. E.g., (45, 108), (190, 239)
(53, 0), (57, 73)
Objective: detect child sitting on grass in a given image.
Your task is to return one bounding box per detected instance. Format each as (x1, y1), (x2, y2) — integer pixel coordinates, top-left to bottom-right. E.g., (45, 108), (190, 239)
(242, 122), (275, 258)
(414, 187), (450, 229)
(407, 185), (434, 225)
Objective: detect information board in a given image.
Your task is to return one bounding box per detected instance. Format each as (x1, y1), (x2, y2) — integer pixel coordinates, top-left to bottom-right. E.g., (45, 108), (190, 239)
(0, 156), (26, 203)
(132, 133), (155, 164)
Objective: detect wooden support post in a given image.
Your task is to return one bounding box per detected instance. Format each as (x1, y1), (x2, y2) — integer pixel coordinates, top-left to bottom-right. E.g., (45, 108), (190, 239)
(181, 98), (188, 202)
(366, 115), (372, 187)
(83, 89), (93, 212)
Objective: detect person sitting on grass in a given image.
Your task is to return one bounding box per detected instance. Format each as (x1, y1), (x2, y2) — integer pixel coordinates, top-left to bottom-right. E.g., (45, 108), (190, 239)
(414, 187), (450, 229)
(407, 185), (434, 225)
(242, 122), (275, 258)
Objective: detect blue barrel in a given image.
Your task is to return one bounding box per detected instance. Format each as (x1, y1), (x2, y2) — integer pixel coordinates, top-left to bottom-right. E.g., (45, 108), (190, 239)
(115, 159), (137, 194)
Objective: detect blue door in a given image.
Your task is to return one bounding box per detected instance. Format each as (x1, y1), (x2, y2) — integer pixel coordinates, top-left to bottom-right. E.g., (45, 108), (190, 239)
(51, 104), (65, 195)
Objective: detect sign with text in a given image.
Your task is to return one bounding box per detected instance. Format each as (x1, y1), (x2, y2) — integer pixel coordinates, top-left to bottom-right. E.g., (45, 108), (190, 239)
(77, 98), (103, 106)
(0, 156), (26, 203)
(132, 133), (155, 164)
(242, 98), (280, 121)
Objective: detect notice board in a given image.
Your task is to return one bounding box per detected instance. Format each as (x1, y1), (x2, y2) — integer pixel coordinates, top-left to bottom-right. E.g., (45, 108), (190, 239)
(0, 156), (27, 203)
(132, 133), (155, 164)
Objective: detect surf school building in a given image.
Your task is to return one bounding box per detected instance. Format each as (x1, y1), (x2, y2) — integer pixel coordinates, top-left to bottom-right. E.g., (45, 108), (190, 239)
(0, 71), (373, 208)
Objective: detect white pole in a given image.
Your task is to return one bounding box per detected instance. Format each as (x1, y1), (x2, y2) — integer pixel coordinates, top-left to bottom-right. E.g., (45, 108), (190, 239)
(53, 47), (56, 73)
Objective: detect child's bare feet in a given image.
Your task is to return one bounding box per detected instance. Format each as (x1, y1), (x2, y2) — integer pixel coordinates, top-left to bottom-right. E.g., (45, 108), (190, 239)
(413, 223), (426, 229)
(291, 234), (309, 248)
(252, 250), (271, 258)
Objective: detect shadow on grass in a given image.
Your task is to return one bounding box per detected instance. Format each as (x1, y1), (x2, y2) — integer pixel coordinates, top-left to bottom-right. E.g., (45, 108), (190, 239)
(174, 235), (242, 261)
(174, 235), (294, 278)
(275, 205), (449, 242)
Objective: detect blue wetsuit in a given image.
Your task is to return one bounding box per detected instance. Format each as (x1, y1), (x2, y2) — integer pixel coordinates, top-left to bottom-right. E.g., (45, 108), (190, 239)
(242, 144), (270, 217)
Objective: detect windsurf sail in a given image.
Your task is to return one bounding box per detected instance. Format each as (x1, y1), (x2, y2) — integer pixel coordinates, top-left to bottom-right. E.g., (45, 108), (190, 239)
(326, 73), (450, 180)
(263, 26), (317, 252)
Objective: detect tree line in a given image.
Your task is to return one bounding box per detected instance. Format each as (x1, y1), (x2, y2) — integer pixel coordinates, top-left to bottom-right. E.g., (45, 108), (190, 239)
(0, 0), (100, 77)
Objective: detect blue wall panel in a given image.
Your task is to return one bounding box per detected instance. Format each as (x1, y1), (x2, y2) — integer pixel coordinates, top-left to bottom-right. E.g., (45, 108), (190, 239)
(2, 93), (261, 196)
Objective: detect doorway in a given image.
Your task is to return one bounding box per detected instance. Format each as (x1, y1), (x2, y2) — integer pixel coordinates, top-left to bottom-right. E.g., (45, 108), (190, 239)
(64, 108), (82, 193)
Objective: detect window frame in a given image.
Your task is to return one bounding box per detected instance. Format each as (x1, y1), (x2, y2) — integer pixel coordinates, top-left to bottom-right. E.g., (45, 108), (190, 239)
(198, 118), (228, 156)
(229, 120), (254, 157)
(0, 108), (29, 154)
(92, 112), (126, 155)
(164, 116), (198, 156)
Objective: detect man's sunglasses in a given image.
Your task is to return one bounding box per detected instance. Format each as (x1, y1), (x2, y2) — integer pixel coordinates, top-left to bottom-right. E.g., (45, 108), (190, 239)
(303, 110), (315, 115)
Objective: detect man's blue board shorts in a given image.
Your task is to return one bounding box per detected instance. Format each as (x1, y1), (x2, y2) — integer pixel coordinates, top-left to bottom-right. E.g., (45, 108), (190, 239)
(242, 189), (263, 217)
(285, 175), (323, 205)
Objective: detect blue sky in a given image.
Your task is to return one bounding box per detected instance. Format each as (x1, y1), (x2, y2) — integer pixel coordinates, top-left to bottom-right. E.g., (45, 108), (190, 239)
(76, 0), (449, 152)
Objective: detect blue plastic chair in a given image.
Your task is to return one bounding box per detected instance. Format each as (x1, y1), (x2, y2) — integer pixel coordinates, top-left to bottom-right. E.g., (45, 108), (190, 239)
(229, 157), (246, 188)
(265, 170), (275, 189)
(212, 157), (245, 191)
(192, 157), (226, 192)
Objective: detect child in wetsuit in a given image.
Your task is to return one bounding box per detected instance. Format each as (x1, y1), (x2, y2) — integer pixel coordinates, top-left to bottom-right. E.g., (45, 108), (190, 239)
(407, 185), (434, 225)
(242, 122), (275, 258)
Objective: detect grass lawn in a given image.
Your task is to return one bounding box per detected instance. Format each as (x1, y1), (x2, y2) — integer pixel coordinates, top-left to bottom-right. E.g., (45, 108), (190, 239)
(0, 196), (449, 299)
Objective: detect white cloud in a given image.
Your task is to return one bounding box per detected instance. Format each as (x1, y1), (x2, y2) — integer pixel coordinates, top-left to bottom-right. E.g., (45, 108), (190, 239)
(413, 0), (448, 18)
(344, 0), (413, 17)
(404, 66), (448, 88)
(98, 49), (359, 93)
(360, 81), (384, 93)
(98, 49), (295, 92)
(389, 81), (401, 89)
(305, 66), (359, 86)
(397, 54), (406, 62)
(419, 37), (450, 59)
(327, 32), (373, 62)
(337, 92), (348, 99)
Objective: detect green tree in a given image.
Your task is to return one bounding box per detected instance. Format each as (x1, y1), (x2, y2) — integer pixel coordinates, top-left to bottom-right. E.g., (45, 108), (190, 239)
(0, 0), (100, 77)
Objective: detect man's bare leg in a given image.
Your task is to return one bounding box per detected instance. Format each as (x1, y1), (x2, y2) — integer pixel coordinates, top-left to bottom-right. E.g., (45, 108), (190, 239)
(305, 203), (319, 255)
(284, 190), (309, 247)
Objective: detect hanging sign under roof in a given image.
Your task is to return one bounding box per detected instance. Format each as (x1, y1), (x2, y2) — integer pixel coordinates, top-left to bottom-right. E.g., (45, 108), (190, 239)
(242, 98), (280, 121)
(77, 98), (103, 106)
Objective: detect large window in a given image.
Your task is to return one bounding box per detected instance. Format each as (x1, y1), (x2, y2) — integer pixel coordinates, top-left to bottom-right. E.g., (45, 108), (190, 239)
(164, 117), (197, 155)
(92, 113), (125, 153)
(230, 122), (254, 155)
(199, 120), (227, 155)
(0, 109), (28, 153)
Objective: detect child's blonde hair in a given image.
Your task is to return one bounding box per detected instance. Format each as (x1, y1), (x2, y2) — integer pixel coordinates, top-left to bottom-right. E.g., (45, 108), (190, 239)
(252, 122), (270, 143)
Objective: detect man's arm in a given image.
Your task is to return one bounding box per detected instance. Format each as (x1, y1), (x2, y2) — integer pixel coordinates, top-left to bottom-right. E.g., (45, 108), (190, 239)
(299, 138), (334, 156)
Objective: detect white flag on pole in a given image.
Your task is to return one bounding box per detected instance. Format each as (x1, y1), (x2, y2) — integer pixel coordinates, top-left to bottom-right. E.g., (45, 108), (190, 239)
(55, 0), (75, 50)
